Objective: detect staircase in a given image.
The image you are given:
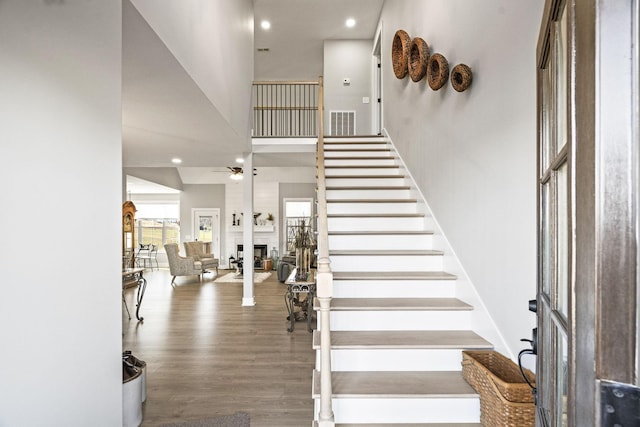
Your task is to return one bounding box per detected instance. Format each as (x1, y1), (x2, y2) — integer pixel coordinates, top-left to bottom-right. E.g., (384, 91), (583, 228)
(312, 136), (493, 425)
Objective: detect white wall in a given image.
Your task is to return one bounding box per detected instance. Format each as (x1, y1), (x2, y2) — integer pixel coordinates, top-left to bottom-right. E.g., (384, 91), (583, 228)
(181, 184), (227, 260)
(130, 0), (255, 145)
(324, 40), (374, 135)
(380, 0), (543, 357)
(0, 2), (122, 425)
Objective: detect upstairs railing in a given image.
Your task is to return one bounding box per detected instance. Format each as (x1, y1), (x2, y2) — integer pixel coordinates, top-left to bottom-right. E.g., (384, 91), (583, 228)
(252, 81), (319, 137)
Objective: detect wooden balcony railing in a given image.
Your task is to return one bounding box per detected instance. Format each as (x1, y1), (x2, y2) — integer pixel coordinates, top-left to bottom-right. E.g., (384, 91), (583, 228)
(252, 81), (319, 137)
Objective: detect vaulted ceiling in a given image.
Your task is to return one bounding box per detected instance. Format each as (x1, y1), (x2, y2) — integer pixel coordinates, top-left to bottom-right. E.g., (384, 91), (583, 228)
(123, 0), (383, 190)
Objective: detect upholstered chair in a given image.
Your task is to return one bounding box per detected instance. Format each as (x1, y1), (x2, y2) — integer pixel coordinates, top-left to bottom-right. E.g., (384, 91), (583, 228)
(183, 241), (219, 274)
(164, 243), (203, 287)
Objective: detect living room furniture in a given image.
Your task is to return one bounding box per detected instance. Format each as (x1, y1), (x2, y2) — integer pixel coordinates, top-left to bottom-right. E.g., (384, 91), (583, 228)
(122, 267), (147, 321)
(164, 243), (203, 287)
(183, 241), (219, 274)
(230, 258), (244, 277)
(284, 268), (315, 332)
(135, 244), (159, 271)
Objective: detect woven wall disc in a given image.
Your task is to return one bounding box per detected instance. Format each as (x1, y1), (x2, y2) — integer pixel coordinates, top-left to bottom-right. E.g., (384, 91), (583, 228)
(408, 37), (430, 82)
(392, 30), (411, 79)
(427, 53), (449, 90)
(451, 63), (473, 92)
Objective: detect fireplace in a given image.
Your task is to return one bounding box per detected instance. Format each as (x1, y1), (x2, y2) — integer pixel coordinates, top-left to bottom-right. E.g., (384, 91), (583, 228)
(237, 244), (268, 269)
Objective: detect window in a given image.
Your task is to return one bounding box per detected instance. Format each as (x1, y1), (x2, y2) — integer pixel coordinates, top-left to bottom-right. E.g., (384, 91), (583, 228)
(283, 199), (314, 254)
(132, 201), (180, 251)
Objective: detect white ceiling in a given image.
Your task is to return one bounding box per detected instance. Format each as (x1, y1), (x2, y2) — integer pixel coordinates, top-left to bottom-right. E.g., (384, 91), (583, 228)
(123, 0), (384, 189)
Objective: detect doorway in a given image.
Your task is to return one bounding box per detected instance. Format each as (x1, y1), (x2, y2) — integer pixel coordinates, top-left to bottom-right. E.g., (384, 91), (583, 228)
(192, 208), (220, 259)
(372, 24), (382, 135)
(282, 198), (313, 256)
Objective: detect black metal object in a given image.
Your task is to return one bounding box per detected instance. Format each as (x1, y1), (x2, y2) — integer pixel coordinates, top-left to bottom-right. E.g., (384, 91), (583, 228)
(600, 380), (640, 426)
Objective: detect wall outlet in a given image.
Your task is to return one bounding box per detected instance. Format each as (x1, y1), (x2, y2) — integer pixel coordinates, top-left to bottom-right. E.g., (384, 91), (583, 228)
(362, 97), (370, 104)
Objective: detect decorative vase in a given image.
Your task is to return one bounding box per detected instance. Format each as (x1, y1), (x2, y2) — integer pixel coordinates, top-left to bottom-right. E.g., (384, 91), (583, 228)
(295, 246), (311, 281)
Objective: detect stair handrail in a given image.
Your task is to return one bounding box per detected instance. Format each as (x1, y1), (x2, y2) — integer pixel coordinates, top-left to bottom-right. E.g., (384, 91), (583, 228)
(315, 76), (335, 426)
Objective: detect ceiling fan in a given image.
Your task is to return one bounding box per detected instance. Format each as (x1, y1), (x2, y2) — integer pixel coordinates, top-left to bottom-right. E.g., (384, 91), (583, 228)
(220, 166), (257, 180)
(227, 166), (243, 180)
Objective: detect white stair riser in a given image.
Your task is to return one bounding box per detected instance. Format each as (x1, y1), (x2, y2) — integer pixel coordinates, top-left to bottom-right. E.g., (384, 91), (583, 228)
(321, 349), (465, 372)
(325, 158), (397, 166)
(332, 279), (456, 298)
(330, 255), (443, 272)
(328, 311), (472, 331)
(325, 151), (392, 158)
(328, 216), (427, 231)
(326, 189), (412, 199)
(325, 177), (407, 186)
(328, 234), (433, 250)
(324, 143), (388, 150)
(325, 167), (402, 176)
(314, 397), (480, 424)
(327, 202), (417, 214)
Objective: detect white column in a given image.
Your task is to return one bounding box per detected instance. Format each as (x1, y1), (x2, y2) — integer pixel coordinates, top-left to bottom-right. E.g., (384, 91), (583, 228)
(242, 152), (255, 306)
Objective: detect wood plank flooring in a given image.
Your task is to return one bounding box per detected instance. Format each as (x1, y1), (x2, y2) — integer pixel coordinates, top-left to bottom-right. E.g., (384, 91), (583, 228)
(122, 268), (315, 426)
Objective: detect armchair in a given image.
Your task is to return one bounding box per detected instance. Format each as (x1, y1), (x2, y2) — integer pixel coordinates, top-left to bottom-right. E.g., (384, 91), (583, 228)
(183, 241), (219, 274)
(164, 243), (203, 287)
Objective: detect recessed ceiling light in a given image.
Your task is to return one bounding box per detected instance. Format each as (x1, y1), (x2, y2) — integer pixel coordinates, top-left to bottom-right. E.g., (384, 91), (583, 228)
(171, 158), (182, 164)
(261, 20), (271, 30)
(236, 157), (244, 164)
(346, 18), (356, 28)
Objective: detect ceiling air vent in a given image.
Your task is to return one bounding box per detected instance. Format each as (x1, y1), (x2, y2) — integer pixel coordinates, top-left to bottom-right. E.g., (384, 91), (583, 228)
(330, 111), (356, 136)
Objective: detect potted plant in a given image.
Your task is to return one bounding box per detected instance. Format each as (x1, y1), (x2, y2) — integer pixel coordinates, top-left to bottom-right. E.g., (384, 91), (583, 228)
(266, 213), (274, 225)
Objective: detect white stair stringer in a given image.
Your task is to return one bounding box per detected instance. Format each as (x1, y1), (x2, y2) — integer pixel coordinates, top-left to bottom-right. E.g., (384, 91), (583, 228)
(313, 136), (494, 425)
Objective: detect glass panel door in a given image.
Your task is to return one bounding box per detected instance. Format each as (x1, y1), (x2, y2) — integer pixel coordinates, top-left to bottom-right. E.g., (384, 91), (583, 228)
(192, 208), (220, 258)
(537, 2), (571, 425)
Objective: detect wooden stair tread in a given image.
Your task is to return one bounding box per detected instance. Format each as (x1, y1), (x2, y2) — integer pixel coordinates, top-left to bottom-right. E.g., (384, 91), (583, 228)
(312, 330), (491, 349)
(312, 370), (477, 398)
(325, 165), (400, 169)
(326, 297), (472, 311)
(326, 186), (411, 190)
(325, 175), (406, 179)
(325, 148), (391, 152)
(333, 271), (457, 280)
(327, 213), (424, 218)
(330, 250), (442, 256)
(324, 142), (388, 145)
(328, 230), (432, 235)
(325, 156), (396, 159)
(327, 199), (417, 203)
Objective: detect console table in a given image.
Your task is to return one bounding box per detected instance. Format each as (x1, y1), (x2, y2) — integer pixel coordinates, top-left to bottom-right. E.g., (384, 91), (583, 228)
(284, 268), (315, 332)
(122, 268), (147, 321)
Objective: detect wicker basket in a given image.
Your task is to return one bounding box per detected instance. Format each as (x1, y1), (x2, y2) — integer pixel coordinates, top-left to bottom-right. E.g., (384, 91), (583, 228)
(462, 350), (536, 427)
(392, 30), (411, 79)
(408, 37), (429, 82)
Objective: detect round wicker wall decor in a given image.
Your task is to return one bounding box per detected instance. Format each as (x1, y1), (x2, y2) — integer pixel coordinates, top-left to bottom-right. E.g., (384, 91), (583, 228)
(451, 64), (473, 92)
(408, 37), (430, 82)
(392, 30), (411, 79)
(427, 53), (449, 90)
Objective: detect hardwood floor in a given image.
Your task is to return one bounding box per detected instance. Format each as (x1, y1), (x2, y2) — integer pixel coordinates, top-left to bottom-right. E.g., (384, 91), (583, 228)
(122, 268), (315, 426)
